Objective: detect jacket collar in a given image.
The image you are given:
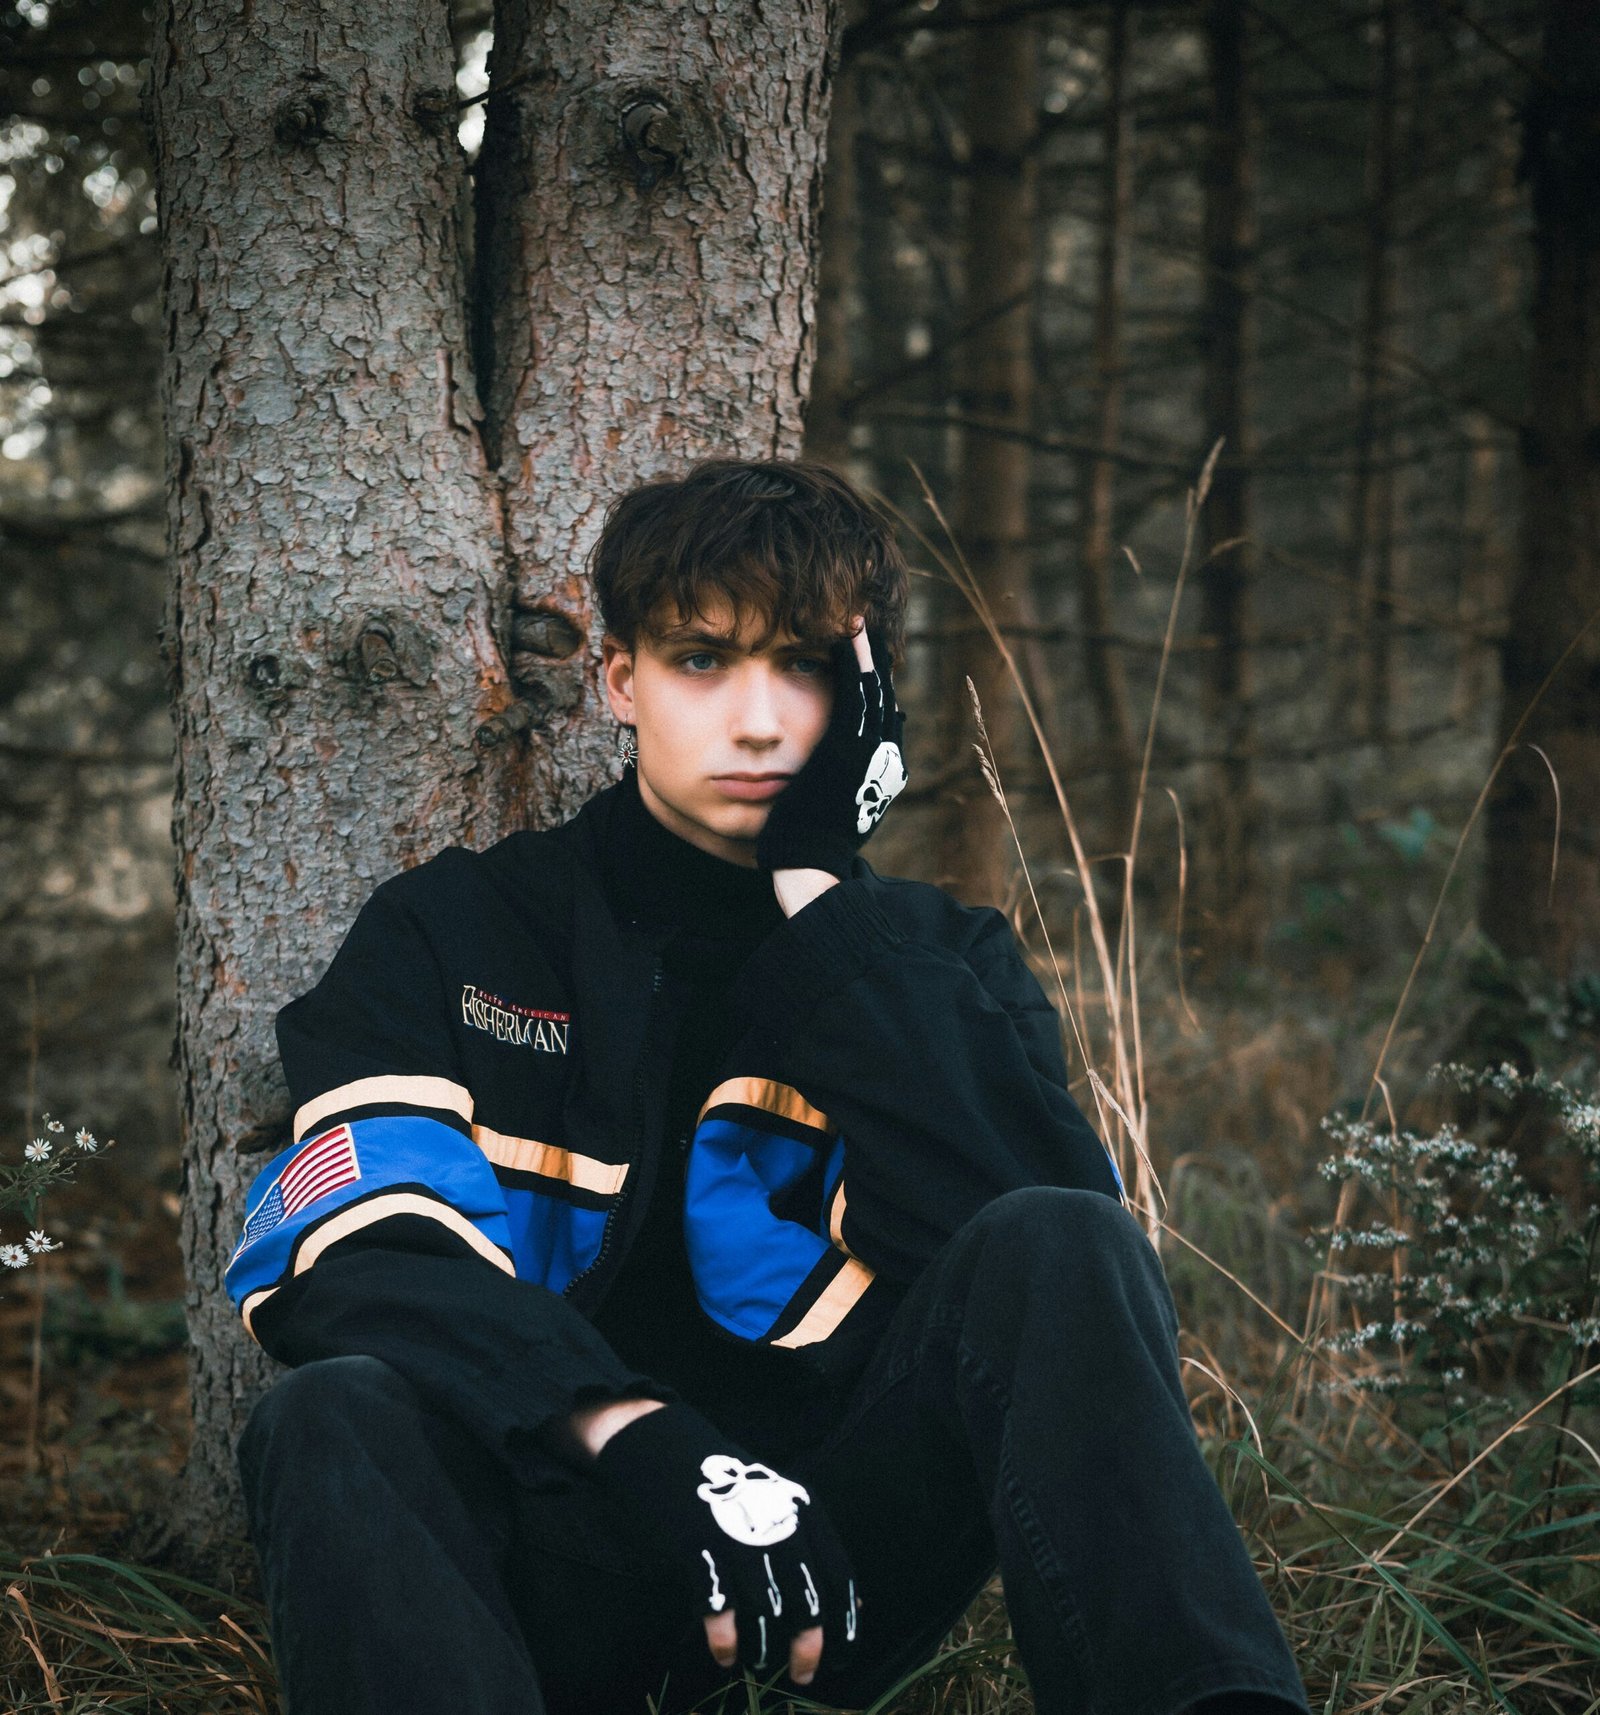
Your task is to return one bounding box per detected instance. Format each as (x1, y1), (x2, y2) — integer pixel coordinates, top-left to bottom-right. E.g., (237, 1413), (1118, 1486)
(582, 770), (782, 942)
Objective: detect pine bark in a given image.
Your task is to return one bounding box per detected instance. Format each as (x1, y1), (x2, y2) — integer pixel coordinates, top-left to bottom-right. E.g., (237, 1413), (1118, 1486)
(473, 0), (838, 823)
(153, 0), (839, 1559)
(1482, 0), (1600, 979)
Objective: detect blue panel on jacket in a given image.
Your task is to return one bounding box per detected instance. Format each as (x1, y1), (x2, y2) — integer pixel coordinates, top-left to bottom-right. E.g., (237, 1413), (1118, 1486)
(502, 1186), (607, 1295)
(224, 1115), (514, 1309)
(684, 1117), (834, 1339)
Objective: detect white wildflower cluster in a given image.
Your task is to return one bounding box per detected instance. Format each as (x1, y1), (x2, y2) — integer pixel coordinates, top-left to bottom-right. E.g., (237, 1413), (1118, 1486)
(1, 1113), (112, 1290)
(1437, 1060), (1600, 1165)
(1307, 1059), (1597, 1414)
(1323, 1221), (1413, 1253)
(1316, 1370), (1410, 1399)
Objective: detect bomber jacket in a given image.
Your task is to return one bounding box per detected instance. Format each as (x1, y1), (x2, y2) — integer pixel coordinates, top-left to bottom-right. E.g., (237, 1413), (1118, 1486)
(224, 772), (1126, 1480)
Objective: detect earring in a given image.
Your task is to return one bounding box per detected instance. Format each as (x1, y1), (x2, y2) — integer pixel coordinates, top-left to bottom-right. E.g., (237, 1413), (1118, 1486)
(619, 725), (638, 768)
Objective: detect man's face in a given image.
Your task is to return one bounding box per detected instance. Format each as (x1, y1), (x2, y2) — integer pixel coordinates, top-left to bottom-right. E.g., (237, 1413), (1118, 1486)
(601, 598), (838, 866)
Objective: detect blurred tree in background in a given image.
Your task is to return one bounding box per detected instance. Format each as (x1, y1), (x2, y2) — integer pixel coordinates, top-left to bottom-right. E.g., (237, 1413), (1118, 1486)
(0, 0), (169, 1166)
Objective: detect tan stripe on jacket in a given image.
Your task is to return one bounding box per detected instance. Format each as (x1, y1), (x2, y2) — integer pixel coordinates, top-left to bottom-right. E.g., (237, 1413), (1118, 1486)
(772, 1256), (875, 1348)
(471, 1124), (629, 1197)
(293, 1075), (475, 1144)
(697, 1076), (832, 1135)
(827, 1177), (859, 1260)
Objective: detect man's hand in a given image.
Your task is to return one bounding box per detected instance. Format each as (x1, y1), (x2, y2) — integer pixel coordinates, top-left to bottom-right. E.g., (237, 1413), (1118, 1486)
(756, 618), (907, 880)
(590, 1401), (859, 1687)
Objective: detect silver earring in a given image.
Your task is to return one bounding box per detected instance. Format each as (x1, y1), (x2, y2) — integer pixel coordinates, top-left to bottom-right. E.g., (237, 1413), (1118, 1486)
(619, 725), (638, 767)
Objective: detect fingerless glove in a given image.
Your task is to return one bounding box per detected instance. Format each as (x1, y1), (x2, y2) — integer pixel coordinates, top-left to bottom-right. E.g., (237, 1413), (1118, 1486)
(755, 627), (908, 878)
(591, 1402), (860, 1677)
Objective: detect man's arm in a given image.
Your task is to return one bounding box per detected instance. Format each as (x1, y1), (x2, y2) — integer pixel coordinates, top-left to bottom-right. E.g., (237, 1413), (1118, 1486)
(230, 873), (678, 1474)
(747, 618), (1119, 1282)
(771, 867), (838, 917)
(560, 1393), (667, 1459)
(729, 882), (1126, 1287)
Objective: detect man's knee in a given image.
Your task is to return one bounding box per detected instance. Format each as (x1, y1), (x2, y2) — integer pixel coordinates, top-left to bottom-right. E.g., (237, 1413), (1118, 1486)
(967, 1184), (1145, 1260)
(960, 1187), (1176, 1331)
(238, 1354), (415, 1489)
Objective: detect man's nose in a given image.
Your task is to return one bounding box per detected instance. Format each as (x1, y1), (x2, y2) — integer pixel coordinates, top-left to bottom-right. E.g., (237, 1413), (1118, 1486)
(730, 667), (784, 744)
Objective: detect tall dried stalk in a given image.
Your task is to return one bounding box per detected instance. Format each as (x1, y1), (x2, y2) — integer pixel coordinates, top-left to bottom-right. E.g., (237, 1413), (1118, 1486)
(875, 445), (1223, 1239)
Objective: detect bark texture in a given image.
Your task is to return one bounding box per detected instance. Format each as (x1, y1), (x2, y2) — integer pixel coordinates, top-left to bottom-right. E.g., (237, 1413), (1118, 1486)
(153, 0), (840, 1558)
(474, 0), (839, 823)
(1482, 0), (1600, 979)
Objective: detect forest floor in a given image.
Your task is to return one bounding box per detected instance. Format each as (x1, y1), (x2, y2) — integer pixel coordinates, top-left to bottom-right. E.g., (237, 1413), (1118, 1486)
(0, 1143), (188, 1559)
(1, 914), (1597, 1713)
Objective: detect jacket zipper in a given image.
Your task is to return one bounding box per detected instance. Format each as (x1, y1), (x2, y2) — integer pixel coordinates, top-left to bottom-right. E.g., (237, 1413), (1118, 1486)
(563, 955), (664, 1305)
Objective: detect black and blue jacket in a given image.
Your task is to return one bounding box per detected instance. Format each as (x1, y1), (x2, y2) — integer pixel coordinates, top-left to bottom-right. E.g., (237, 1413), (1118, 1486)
(225, 773), (1126, 1474)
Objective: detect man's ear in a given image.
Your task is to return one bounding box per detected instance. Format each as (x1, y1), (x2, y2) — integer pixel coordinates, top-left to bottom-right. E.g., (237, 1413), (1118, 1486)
(601, 635), (636, 725)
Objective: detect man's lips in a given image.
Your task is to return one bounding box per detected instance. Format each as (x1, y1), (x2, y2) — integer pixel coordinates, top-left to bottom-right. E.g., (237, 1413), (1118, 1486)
(713, 773), (793, 802)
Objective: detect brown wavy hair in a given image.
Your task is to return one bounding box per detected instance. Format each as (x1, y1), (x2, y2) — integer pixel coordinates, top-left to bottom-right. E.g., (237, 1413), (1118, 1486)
(589, 459), (911, 664)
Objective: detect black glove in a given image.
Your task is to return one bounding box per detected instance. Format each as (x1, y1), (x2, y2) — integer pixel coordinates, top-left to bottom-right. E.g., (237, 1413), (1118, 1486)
(591, 1402), (861, 1678)
(755, 625), (908, 878)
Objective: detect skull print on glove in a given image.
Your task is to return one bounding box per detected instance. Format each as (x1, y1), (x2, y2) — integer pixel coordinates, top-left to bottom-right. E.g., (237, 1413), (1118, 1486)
(854, 741), (910, 836)
(755, 622), (907, 878)
(697, 1453), (810, 1548)
(591, 1403), (861, 1680)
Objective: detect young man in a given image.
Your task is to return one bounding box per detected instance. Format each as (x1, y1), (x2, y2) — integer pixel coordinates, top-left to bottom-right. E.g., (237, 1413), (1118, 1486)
(227, 460), (1311, 1715)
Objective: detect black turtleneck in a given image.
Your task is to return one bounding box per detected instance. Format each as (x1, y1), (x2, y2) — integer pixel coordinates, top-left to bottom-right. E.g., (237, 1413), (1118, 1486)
(589, 771), (837, 1459)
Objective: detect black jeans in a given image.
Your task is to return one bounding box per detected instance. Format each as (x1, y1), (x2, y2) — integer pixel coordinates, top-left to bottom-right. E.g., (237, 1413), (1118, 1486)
(237, 1186), (1311, 1715)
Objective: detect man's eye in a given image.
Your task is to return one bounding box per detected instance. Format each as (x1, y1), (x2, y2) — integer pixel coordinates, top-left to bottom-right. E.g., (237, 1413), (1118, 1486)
(790, 656), (830, 676)
(680, 652), (720, 673)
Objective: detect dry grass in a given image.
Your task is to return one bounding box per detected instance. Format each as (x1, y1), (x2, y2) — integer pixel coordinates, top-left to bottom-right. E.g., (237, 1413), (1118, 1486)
(1, 1552), (274, 1712)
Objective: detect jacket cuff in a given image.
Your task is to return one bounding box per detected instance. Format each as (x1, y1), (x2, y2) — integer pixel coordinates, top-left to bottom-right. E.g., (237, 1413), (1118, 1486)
(734, 879), (906, 1028)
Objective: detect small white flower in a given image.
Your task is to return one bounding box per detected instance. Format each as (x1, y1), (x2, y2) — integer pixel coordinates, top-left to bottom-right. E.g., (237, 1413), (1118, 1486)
(74, 1127), (96, 1151)
(0, 1244), (28, 1269)
(45, 1117), (65, 1132)
(24, 1230), (58, 1253)
(24, 1139), (50, 1162)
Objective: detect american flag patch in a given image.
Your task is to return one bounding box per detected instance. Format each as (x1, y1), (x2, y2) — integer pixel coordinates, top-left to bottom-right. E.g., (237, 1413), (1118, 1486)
(236, 1124), (361, 1253)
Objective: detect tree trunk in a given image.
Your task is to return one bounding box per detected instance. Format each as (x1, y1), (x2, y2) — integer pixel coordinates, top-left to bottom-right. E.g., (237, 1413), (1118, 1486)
(942, 1), (1039, 907)
(1453, 134), (1519, 728)
(1482, 0), (1600, 979)
(807, 0), (864, 472)
(1344, 0), (1401, 745)
(473, 0), (838, 823)
(1079, 0), (1137, 858)
(1196, 0), (1261, 963)
(153, 0), (839, 1562)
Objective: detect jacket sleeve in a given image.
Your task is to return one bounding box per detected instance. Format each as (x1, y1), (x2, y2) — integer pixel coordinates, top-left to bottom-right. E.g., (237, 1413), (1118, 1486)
(226, 874), (675, 1470)
(729, 880), (1127, 1288)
